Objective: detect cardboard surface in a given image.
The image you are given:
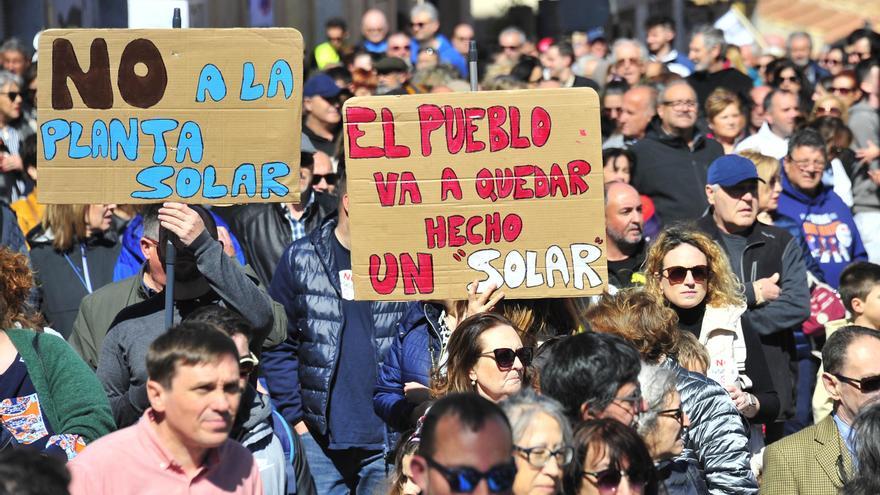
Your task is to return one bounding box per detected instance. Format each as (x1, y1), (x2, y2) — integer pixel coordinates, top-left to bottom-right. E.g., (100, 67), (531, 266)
(343, 88), (607, 300)
(38, 28), (303, 204)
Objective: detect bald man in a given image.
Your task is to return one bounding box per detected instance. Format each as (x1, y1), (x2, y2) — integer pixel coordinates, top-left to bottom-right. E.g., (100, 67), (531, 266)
(605, 182), (647, 289)
(360, 9), (389, 56)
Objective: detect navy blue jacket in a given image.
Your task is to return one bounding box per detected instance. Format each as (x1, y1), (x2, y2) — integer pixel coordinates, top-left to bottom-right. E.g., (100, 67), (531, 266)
(262, 215), (406, 438)
(373, 301), (442, 432)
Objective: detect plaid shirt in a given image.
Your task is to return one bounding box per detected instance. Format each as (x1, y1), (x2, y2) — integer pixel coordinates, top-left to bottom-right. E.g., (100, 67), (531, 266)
(283, 193), (315, 242)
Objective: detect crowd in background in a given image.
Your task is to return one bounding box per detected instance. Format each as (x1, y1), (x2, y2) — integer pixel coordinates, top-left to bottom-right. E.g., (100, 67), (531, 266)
(1, 3), (880, 495)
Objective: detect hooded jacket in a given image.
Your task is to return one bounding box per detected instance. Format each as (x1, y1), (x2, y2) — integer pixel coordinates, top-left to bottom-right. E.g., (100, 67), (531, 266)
(631, 119), (724, 224)
(373, 301), (443, 432)
(777, 171), (867, 288)
(232, 386), (287, 495)
(663, 357), (758, 495)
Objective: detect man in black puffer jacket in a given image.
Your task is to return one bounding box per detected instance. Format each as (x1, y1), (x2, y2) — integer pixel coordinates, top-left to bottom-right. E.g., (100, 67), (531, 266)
(262, 172), (406, 494)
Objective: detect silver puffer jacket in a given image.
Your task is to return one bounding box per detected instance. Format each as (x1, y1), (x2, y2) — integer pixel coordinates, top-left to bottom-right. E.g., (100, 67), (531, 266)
(663, 357), (759, 495)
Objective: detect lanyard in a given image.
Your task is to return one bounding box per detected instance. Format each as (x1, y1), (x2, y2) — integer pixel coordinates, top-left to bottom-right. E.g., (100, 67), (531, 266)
(64, 244), (93, 294)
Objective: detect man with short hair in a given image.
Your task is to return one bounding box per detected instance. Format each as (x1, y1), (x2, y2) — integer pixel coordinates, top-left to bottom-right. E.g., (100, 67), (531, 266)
(386, 32), (412, 62)
(618, 85), (657, 145)
(610, 38), (647, 86)
(687, 25), (753, 107)
(312, 18), (349, 70)
(0, 38), (30, 76)
(543, 41), (599, 90)
(263, 172), (406, 493)
(409, 393), (516, 495)
(541, 332), (645, 426)
(451, 23), (474, 59)
(787, 31), (827, 86)
(497, 26), (526, 62)
(735, 89), (800, 159)
(375, 56), (417, 95)
(778, 128), (867, 287)
(97, 204), (276, 428)
(697, 155), (811, 439)
(605, 182), (647, 289)
(359, 9), (389, 57)
(69, 322), (263, 494)
(408, 3), (466, 76)
(645, 16), (694, 77)
(302, 73), (344, 157)
(311, 151), (336, 196)
(763, 325), (880, 493)
(631, 80), (723, 224)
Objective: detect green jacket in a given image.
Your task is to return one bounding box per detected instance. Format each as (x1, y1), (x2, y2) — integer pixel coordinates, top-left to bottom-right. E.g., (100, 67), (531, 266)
(7, 328), (115, 442)
(70, 265), (287, 370)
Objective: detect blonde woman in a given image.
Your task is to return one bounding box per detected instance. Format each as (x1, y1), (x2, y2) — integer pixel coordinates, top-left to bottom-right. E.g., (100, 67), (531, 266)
(644, 227), (779, 425)
(28, 204), (119, 338)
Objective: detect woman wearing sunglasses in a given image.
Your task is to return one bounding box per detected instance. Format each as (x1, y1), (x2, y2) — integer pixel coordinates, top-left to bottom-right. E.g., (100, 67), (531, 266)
(562, 419), (658, 495)
(645, 228), (779, 426)
(432, 312), (530, 403)
(637, 364), (706, 495)
(501, 389), (573, 495)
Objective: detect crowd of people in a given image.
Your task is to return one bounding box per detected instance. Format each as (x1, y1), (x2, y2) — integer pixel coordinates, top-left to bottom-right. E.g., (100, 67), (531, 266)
(1, 3), (880, 495)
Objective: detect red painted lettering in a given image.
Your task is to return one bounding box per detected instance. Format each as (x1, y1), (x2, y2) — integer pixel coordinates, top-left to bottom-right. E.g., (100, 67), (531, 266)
(417, 104), (444, 157)
(508, 107), (530, 148)
(494, 168), (514, 199)
(531, 106), (551, 147)
(513, 165), (535, 200)
(345, 107), (383, 158)
(424, 216), (446, 249)
(549, 163), (568, 197)
(475, 168), (497, 201)
(368, 253), (399, 295)
(398, 171), (423, 205)
(373, 172), (398, 207)
(448, 215), (466, 247)
(487, 105), (510, 152)
(502, 214), (524, 242)
(464, 108), (486, 153)
(400, 253), (434, 295)
(567, 159), (591, 196)
(440, 167), (462, 201)
(445, 106), (466, 154)
(381, 108), (411, 158)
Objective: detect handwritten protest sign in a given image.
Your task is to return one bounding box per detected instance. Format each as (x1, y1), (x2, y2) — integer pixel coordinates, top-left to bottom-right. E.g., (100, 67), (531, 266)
(38, 28), (303, 204)
(344, 88), (607, 300)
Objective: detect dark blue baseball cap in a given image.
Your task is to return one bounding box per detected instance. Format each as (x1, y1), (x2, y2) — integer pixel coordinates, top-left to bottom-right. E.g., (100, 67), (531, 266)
(707, 155), (764, 187)
(303, 73), (342, 98)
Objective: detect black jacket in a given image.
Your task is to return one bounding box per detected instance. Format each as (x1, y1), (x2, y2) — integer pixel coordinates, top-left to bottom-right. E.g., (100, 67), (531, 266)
(696, 214), (811, 420)
(227, 191), (337, 287)
(261, 215), (407, 437)
(631, 120), (724, 225)
(28, 226), (120, 338)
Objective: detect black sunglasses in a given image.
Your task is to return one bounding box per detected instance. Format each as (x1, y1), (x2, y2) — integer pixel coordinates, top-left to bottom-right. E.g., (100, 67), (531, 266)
(481, 347), (533, 370)
(834, 374), (880, 394)
(424, 456), (517, 493)
(583, 465), (647, 492)
(658, 405), (685, 426)
(312, 173), (338, 186)
(1, 91), (21, 101)
(661, 265), (709, 285)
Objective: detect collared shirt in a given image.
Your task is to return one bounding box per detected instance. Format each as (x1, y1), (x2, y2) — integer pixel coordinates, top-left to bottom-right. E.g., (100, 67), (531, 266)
(68, 410), (262, 495)
(734, 122), (788, 159)
(283, 193), (315, 243)
(833, 413), (856, 461)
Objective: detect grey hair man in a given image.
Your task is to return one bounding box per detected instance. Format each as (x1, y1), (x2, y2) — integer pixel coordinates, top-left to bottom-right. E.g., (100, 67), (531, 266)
(409, 2), (466, 76)
(610, 38), (648, 86)
(498, 26), (527, 62)
(686, 25), (752, 108)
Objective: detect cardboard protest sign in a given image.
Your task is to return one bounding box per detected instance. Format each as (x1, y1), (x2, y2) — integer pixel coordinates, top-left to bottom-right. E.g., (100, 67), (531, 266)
(38, 28), (303, 204)
(344, 88), (607, 301)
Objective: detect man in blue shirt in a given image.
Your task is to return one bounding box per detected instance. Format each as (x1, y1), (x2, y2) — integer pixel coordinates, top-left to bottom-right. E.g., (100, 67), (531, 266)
(408, 3), (466, 77)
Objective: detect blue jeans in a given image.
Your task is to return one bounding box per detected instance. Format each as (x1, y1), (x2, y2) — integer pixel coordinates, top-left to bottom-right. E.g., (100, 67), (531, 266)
(299, 432), (388, 495)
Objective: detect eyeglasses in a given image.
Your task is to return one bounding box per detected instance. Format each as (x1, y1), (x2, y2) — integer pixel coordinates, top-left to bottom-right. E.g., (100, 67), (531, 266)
(833, 374), (880, 394)
(658, 405), (685, 426)
(659, 99), (697, 109)
(603, 107), (623, 116)
(480, 347), (533, 370)
(582, 465), (647, 494)
(612, 387), (643, 409)
(661, 265), (709, 285)
(239, 351), (259, 379)
(0, 91), (21, 101)
(423, 456), (517, 493)
(779, 76), (799, 84)
(501, 45), (521, 51)
(614, 57), (640, 67)
(788, 158), (825, 172)
(389, 45), (410, 52)
(515, 445), (574, 468)
(312, 173), (339, 186)
(821, 58), (842, 66)
(830, 86), (854, 95)
(410, 21), (427, 29)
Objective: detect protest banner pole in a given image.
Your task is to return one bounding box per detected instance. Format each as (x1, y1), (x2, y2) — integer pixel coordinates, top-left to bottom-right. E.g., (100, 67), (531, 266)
(468, 40), (478, 91)
(164, 7), (182, 330)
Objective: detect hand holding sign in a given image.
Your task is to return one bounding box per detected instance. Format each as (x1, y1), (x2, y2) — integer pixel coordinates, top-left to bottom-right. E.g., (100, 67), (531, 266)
(158, 202), (205, 247)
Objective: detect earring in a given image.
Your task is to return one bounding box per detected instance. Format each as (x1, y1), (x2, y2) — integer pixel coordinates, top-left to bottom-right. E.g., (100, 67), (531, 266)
(471, 378), (476, 388)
